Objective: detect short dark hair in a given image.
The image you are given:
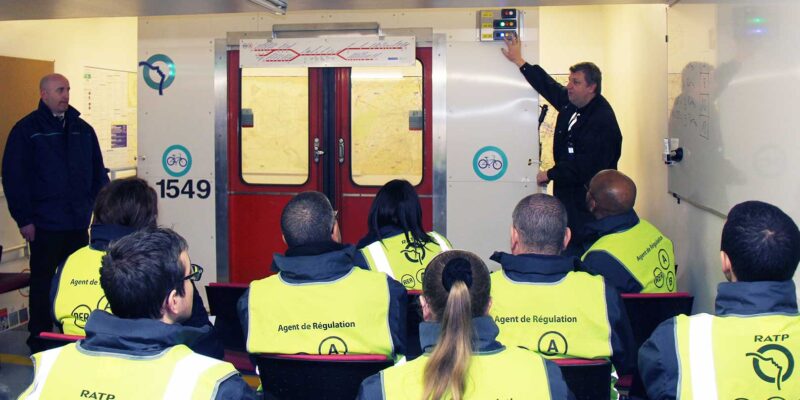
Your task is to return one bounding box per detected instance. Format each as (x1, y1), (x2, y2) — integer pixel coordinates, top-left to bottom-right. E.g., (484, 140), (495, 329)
(281, 191), (335, 247)
(570, 62), (602, 95)
(100, 228), (188, 319)
(512, 194), (568, 255)
(721, 201), (800, 282)
(93, 177), (158, 230)
(367, 179), (433, 245)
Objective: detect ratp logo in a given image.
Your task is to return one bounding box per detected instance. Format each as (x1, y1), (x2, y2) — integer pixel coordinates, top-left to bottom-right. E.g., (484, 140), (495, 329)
(746, 343), (795, 390)
(139, 54), (176, 95)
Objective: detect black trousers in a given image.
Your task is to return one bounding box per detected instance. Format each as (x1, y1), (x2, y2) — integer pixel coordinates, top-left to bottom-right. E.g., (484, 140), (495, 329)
(27, 228), (88, 348)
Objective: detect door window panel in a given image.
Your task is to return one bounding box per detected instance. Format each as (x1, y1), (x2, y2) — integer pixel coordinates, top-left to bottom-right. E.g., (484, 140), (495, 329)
(350, 62), (423, 186)
(240, 67), (309, 185)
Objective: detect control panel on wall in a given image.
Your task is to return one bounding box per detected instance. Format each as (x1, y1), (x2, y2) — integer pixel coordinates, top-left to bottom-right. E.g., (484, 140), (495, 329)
(478, 9), (521, 42)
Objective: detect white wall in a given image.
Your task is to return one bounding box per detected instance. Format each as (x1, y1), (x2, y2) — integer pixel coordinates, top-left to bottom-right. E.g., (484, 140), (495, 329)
(0, 17), (137, 266)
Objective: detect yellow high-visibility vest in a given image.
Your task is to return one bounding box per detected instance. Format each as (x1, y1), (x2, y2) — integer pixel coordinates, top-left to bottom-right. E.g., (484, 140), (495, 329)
(490, 270), (613, 361)
(247, 268), (395, 356)
(675, 313), (800, 399)
(361, 231), (451, 290)
(582, 219), (676, 293)
(382, 346), (554, 399)
(19, 343), (237, 399)
(52, 246), (111, 335)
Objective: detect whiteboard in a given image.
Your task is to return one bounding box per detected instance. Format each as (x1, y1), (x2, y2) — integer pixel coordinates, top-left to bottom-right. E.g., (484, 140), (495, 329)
(667, 1), (800, 223)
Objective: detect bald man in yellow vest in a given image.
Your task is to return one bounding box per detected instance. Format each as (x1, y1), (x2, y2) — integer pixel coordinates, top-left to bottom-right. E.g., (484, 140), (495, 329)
(581, 170), (676, 293)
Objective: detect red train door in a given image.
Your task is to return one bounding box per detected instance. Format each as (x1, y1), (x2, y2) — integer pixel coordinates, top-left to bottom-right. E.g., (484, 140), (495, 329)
(227, 47), (432, 283)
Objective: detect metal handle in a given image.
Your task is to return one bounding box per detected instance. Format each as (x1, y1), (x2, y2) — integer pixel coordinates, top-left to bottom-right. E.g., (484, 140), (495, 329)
(313, 138), (325, 163)
(338, 138), (345, 164)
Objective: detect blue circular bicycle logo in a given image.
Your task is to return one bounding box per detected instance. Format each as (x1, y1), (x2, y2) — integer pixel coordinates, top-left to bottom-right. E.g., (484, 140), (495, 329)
(162, 144), (192, 177)
(472, 146), (508, 181)
(139, 54), (176, 95)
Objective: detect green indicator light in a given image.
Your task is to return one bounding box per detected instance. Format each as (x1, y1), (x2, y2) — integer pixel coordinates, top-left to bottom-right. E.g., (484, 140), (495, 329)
(749, 17), (764, 24)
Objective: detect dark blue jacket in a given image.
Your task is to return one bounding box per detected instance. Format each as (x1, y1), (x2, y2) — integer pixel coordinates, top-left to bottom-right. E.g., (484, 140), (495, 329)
(490, 251), (636, 374)
(519, 63), (622, 250)
(357, 316), (574, 399)
(581, 210), (647, 293)
(51, 223), (224, 359)
(77, 310), (257, 399)
(238, 242), (408, 357)
(2, 101), (109, 230)
(638, 281), (799, 400)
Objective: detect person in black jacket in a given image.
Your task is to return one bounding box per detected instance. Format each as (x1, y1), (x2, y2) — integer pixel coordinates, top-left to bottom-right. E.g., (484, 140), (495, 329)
(2, 73), (109, 352)
(502, 36), (622, 254)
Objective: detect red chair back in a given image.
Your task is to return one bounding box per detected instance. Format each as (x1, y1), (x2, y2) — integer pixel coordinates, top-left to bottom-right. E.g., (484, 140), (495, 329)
(38, 332), (84, 351)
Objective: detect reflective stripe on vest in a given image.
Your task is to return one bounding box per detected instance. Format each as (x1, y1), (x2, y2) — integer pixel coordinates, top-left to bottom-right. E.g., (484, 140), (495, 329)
(20, 344), (236, 400)
(247, 268), (394, 356)
(52, 246), (110, 335)
(381, 347), (553, 399)
(582, 220), (676, 293)
(675, 312), (800, 399)
(490, 270), (613, 361)
(360, 231), (451, 290)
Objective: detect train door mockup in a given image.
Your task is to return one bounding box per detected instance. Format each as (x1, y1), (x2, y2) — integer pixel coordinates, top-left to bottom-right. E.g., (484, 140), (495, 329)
(226, 47), (433, 283)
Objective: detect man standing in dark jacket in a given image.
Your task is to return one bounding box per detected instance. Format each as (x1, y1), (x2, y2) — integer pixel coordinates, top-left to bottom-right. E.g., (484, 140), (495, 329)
(502, 36), (622, 254)
(1, 73), (109, 352)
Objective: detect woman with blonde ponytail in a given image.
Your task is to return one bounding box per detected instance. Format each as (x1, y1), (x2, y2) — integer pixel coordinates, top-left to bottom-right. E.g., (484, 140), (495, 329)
(358, 250), (572, 399)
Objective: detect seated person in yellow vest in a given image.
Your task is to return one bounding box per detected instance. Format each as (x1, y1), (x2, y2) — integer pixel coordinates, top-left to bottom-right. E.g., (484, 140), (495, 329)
(49, 177), (223, 359)
(357, 250), (573, 399)
(580, 170), (676, 293)
(19, 228), (258, 400)
(355, 179), (452, 291)
(639, 200), (800, 400)
(489, 194), (636, 379)
(238, 191), (407, 358)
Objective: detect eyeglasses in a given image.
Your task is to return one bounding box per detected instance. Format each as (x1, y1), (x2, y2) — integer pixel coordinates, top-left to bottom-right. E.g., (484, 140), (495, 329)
(184, 263), (204, 282)
(333, 210), (339, 219)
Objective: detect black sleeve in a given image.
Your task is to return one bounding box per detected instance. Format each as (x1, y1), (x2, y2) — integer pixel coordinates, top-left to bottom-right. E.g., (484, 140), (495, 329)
(519, 63), (570, 110)
(386, 277), (408, 358)
(639, 319), (680, 400)
(1, 122), (35, 227)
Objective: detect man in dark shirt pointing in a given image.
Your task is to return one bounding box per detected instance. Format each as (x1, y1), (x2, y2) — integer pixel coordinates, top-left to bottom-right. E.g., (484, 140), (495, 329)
(502, 35), (622, 254)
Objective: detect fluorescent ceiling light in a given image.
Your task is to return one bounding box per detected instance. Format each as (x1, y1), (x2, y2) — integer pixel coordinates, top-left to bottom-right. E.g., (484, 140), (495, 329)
(249, 0), (287, 15)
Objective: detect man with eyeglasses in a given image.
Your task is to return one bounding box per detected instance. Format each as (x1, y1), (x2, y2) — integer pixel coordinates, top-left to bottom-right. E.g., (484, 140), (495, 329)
(19, 228), (258, 400)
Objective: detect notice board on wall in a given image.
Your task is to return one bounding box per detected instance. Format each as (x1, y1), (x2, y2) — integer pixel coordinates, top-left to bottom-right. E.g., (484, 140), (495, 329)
(83, 67), (138, 171)
(0, 56), (54, 174)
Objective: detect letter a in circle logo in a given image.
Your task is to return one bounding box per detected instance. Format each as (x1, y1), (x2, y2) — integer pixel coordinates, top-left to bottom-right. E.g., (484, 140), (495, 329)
(318, 336), (349, 355)
(537, 331), (568, 356)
